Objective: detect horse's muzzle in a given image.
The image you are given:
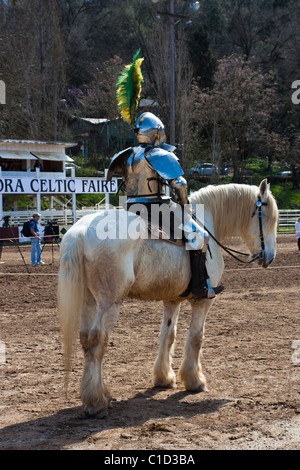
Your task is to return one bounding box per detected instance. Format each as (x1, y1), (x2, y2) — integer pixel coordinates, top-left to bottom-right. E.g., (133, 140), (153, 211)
(256, 251), (275, 268)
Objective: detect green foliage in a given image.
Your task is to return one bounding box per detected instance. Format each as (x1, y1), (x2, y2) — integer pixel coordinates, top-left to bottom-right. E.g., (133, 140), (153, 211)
(3, 195), (34, 211)
(271, 184), (300, 209)
(76, 193), (104, 207)
(1, 0), (300, 194)
(186, 24), (217, 88)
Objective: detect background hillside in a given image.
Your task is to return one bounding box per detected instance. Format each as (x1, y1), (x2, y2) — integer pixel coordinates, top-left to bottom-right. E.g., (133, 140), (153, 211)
(0, 0), (299, 207)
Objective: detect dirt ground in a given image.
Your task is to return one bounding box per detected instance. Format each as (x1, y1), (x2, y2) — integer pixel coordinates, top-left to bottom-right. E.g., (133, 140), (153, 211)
(0, 234), (299, 451)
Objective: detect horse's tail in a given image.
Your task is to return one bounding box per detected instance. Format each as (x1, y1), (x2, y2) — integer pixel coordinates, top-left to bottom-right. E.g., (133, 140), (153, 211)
(57, 227), (86, 382)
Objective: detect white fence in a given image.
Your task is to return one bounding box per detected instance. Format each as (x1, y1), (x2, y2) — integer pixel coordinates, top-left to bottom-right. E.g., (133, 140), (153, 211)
(277, 209), (300, 231)
(1, 207), (110, 226)
(1, 207), (299, 232)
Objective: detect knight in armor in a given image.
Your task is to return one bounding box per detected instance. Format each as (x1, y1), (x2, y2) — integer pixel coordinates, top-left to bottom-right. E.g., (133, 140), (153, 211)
(107, 111), (224, 300)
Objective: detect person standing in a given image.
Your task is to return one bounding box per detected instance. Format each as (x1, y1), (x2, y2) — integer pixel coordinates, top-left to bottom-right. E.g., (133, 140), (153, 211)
(30, 213), (45, 265)
(295, 217), (300, 251)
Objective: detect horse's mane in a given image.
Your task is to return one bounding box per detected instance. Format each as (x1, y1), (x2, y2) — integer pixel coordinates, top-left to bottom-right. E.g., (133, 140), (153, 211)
(189, 183), (278, 242)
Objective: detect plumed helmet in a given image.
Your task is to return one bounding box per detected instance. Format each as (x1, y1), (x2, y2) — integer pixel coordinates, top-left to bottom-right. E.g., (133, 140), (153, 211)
(134, 112), (166, 146)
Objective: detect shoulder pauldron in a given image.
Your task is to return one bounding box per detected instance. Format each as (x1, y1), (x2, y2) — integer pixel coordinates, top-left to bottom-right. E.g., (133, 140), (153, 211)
(106, 147), (133, 182)
(144, 148), (184, 180)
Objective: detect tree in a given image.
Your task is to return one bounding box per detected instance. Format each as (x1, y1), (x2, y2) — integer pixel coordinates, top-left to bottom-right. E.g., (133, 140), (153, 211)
(0, 0), (66, 140)
(192, 55), (283, 180)
(79, 56), (124, 120)
(71, 55), (132, 154)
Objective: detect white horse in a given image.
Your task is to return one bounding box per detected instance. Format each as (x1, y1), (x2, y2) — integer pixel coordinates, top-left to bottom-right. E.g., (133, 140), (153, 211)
(58, 179), (278, 418)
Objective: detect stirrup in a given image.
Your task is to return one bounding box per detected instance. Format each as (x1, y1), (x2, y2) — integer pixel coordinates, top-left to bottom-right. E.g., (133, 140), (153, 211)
(213, 285), (225, 295)
(190, 280), (224, 301)
(206, 279), (216, 299)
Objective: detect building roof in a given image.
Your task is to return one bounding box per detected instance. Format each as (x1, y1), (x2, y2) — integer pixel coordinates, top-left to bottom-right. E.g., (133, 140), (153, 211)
(0, 139), (75, 147)
(139, 98), (158, 107)
(0, 139), (75, 162)
(75, 117), (110, 125)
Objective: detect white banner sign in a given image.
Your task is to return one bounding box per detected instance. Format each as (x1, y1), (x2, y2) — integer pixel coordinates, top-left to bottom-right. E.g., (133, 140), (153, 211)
(0, 177), (118, 194)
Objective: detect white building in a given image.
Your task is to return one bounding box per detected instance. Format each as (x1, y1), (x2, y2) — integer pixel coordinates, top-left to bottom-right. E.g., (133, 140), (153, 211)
(0, 139), (118, 229)
(0, 138), (75, 173)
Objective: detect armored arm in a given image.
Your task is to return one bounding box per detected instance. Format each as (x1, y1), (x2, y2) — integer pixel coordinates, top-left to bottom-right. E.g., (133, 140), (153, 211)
(169, 176), (188, 206)
(144, 147), (188, 206)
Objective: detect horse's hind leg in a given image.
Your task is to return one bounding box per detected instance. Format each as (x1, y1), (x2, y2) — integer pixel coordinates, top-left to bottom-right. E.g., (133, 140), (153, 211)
(79, 289), (97, 351)
(80, 300), (121, 418)
(179, 299), (212, 392)
(153, 301), (180, 388)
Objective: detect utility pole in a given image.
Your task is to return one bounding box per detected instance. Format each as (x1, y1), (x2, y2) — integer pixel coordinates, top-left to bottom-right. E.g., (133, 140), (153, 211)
(169, 0), (175, 146)
(152, 0), (200, 146)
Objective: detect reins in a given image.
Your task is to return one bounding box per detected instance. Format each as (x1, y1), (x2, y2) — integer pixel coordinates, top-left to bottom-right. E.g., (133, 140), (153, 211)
(203, 226), (258, 264)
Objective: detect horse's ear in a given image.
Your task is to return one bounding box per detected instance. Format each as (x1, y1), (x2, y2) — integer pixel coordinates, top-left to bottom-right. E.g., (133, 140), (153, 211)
(259, 179), (269, 199)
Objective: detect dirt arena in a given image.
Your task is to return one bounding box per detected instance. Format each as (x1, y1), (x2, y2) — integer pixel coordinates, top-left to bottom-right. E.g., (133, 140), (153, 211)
(0, 234), (299, 450)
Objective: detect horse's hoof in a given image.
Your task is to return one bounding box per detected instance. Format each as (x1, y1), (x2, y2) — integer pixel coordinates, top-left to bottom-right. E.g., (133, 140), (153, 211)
(154, 379), (177, 389)
(155, 384), (177, 390)
(187, 384), (208, 393)
(82, 406), (109, 419)
(93, 409), (109, 419)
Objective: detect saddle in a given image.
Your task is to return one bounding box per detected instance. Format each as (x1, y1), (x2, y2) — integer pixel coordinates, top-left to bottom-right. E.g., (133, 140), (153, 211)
(126, 201), (185, 247)
(146, 220), (185, 247)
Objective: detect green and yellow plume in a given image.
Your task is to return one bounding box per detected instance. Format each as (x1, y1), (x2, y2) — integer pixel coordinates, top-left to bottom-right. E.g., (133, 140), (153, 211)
(116, 48), (144, 125)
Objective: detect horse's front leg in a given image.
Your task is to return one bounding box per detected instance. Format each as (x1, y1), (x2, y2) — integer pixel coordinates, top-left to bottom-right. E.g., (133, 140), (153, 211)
(179, 299), (213, 392)
(80, 301), (121, 418)
(153, 301), (181, 388)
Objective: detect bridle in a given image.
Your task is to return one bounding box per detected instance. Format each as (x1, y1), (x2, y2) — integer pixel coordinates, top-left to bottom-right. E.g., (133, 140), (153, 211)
(250, 195), (268, 263)
(198, 195), (268, 265)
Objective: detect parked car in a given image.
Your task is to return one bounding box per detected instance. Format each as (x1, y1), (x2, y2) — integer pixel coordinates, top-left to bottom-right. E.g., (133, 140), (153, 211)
(220, 164), (229, 176)
(186, 162), (219, 176)
(275, 170), (292, 178)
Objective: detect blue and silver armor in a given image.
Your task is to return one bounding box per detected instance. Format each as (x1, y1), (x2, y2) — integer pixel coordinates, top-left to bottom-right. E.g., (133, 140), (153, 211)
(107, 112), (208, 251)
(107, 144), (187, 204)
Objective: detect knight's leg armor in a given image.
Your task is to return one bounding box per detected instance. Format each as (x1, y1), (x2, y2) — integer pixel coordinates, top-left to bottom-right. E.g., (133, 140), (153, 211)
(188, 249), (225, 300)
(181, 214), (224, 300)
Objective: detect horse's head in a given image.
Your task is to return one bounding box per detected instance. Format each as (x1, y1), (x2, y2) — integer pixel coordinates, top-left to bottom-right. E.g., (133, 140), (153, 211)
(244, 179), (278, 268)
